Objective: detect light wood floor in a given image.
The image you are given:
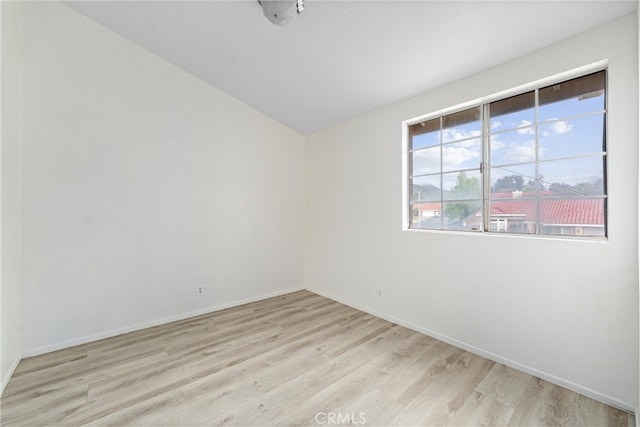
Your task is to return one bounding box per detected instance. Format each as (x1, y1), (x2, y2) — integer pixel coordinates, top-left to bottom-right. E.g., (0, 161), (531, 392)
(1, 290), (633, 426)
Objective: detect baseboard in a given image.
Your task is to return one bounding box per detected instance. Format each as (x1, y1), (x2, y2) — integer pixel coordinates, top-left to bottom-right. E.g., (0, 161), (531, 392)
(1, 355), (21, 397)
(306, 286), (636, 414)
(22, 285), (304, 358)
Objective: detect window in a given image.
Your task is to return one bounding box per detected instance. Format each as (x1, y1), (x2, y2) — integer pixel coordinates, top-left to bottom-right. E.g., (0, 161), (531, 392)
(406, 70), (607, 238)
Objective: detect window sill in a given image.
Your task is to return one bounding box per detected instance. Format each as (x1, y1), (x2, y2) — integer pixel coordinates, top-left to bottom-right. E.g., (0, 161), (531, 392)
(403, 227), (608, 243)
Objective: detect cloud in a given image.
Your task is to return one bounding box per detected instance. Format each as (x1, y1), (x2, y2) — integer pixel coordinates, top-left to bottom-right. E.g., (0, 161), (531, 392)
(442, 128), (481, 145)
(412, 142), (480, 173)
(544, 118), (574, 135)
(501, 140), (548, 163)
(490, 138), (505, 151)
(408, 127), (480, 171)
(412, 148), (440, 174)
(491, 121), (502, 131)
(504, 118), (573, 140)
(517, 120), (535, 135)
(551, 120), (573, 134)
(442, 145), (480, 168)
(504, 141), (536, 163)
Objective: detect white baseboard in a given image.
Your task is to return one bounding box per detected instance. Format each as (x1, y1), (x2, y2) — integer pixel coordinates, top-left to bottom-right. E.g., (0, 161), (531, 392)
(306, 286), (636, 414)
(22, 286), (304, 358)
(1, 355), (21, 397)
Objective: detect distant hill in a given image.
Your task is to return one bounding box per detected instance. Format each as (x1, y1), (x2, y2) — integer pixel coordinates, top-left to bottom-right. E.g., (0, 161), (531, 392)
(413, 183), (450, 201)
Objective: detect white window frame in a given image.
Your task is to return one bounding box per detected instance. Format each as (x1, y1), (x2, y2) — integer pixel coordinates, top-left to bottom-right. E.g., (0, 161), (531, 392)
(402, 61), (609, 240)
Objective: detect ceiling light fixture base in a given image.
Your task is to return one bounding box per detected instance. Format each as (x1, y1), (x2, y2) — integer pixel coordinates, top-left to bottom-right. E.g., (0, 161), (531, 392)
(259, 0), (304, 27)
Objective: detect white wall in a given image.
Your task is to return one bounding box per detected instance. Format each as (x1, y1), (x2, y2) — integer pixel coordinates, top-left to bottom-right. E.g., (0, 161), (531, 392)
(7, 0), (638, 414)
(306, 13), (638, 411)
(1, 1), (23, 394)
(20, 2), (305, 355)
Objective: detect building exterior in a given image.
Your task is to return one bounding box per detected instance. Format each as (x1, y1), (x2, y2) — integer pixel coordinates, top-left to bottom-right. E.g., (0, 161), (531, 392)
(416, 191), (605, 236)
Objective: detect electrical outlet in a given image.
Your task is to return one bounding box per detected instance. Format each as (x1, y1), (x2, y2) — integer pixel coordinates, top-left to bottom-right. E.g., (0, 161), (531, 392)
(377, 287), (383, 297)
(196, 285), (204, 296)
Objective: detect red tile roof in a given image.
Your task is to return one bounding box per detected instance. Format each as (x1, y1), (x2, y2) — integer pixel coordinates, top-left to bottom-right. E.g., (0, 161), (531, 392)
(417, 197), (604, 226)
(489, 198), (604, 225)
(415, 202), (441, 211)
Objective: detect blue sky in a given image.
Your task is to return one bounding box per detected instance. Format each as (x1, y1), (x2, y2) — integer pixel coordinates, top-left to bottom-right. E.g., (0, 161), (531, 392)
(411, 92), (606, 196)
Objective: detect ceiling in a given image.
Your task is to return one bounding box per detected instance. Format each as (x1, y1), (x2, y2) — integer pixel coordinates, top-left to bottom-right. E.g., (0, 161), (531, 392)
(64, 1), (637, 135)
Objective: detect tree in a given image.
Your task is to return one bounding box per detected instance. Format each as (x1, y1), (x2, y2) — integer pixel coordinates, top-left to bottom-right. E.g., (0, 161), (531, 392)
(446, 172), (481, 221)
(523, 175), (545, 192)
(549, 178), (603, 196)
(492, 174), (524, 192)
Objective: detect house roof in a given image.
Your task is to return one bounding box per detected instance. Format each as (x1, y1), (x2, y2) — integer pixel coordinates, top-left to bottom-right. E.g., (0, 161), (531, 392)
(415, 202), (441, 212)
(490, 198), (604, 225)
(417, 197), (605, 226)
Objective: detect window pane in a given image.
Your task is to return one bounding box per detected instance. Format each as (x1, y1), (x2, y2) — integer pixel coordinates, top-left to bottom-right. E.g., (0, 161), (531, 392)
(410, 117), (439, 136)
(539, 198), (605, 237)
(405, 69), (606, 238)
(539, 71), (605, 122)
(410, 202), (442, 229)
(488, 199), (536, 234)
(412, 146), (440, 175)
(539, 157), (605, 197)
(490, 130), (536, 166)
(490, 164), (538, 197)
(442, 107), (481, 143)
(443, 171), (482, 201)
(443, 201), (482, 231)
(411, 118), (440, 150)
(411, 175), (441, 202)
(442, 139), (481, 172)
(539, 113), (605, 160)
(412, 131), (440, 150)
(489, 91), (535, 133)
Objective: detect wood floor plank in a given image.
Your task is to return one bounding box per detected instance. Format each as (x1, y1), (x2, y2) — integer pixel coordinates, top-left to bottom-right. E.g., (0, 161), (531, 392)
(63, 302), (372, 425)
(165, 321), (396, 425)
(85, 307), (390, 426)
(476, 363), (534, 408)
(1, 290), (633, 427)
(216, 326), (416, 426)
(4, 347), (170, 401)
(393, 350), (495, 426)
(1, 383), (89, 426)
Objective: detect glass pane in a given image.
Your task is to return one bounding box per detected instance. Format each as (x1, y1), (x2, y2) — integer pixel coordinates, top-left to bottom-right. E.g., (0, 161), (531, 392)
(443, 200), (482, 231)
(490, 164), (538, 197)
(488, 199), (536, 234)
(489, 91), (535, 133)
(442, 107), (481, 143)
(539, 113), (605, 160)
(412, 131), (440, 150)
(442, 139), (481, 172)
(539, 71), (605, 122)
(490, 129), (536, 166)
(539, 198), (605, 237)
(410, 117), (440, 150)
(410, 202), (442, 229)
(411, 175), (441, 202)
(443, 171), (482, 201)
(539, 157), (605, 197)
(412, 146), (440, 175)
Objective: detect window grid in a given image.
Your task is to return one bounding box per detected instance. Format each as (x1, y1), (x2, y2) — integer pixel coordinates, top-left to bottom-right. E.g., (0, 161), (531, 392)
(407, 70), (607, 238)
